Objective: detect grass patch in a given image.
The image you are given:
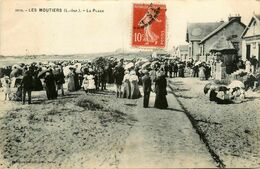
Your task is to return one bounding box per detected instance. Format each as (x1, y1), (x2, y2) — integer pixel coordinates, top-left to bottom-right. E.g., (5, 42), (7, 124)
(47, 109), (61, 116)
(76, 97), (104, 110)
(0, 91), (138, 166)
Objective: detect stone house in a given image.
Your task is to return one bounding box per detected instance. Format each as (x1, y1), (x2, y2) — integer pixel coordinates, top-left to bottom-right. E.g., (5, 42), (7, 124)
(186, 16), (246, 61)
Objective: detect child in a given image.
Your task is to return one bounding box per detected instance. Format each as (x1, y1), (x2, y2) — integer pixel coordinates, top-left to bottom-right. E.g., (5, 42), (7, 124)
(81, 75), (89, 93)
(87, 72), (96, 93)
(1, 76), (11, 100)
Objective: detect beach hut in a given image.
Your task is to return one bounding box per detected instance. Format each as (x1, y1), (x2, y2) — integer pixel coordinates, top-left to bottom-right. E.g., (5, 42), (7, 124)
(209, 35), (238, 74)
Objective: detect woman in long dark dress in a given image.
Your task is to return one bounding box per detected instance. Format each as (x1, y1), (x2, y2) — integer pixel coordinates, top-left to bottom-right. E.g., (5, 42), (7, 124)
(73, 69), (80, 90)
(44, 70), (57, 100)
(154, 72), (168, 109)
(178, 63), (185, 78)
(33, 68), (43, 91)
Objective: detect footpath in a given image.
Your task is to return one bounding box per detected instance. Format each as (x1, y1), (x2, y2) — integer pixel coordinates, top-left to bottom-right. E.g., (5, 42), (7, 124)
(118, 85), (216, 168)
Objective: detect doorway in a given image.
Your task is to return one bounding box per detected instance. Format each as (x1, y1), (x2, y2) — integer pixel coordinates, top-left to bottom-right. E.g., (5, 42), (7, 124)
(246, 44), (251, 60)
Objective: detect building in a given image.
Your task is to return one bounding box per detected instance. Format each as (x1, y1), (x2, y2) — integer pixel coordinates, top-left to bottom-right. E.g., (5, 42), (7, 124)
(186, 15), (246, 60)
(176, 45), (188, 61)
(186, 22), (222, 60)
(199, 16), (245, 57)
(241, 14), (260, 64)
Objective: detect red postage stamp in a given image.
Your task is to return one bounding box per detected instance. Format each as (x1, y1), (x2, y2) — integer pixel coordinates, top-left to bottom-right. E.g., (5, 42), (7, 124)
(132, 3), (166, 48)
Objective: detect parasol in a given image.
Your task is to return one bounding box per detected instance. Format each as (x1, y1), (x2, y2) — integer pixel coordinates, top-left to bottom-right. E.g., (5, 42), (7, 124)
(204, 83), (218, 94)
(10, 69), (22, 78)
(125, 62), (134, 70)
(135, 61), (145, 68)
(151, 61), (159, 66)
(142, 62), (151, 69)
(48, 62), (56, 66)
(141, 58), (149, 62)
(38, 69), (49, 78)
(42, 61), (49, 65)
(195, 61), (202, 66)
(216, 85), (229, 92)
(228, 80), (245, 89)
(204, 83), (212, 94)
(12, 64), (22, 70)
(141, 69), (149, 74)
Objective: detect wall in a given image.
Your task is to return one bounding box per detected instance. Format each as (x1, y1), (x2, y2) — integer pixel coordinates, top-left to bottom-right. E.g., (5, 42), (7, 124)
(193, 41), (200, 60)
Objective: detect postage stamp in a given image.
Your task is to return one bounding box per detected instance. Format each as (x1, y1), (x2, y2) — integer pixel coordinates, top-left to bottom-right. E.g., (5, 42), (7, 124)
(132, 3), (166, 48)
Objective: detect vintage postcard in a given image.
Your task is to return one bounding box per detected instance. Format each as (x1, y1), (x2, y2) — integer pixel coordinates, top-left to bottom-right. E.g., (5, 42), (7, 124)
(0, 0), (260, 169)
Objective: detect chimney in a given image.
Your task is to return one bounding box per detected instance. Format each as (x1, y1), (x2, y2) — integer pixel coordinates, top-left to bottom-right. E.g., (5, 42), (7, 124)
(228, 14), (241, 22)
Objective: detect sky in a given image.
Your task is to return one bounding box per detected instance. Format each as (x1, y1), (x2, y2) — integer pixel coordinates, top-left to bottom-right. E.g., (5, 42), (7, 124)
(0, 0), (260, 56)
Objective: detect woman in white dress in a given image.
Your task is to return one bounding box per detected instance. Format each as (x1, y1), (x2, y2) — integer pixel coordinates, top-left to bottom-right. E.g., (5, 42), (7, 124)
(1, 76), (11, 100)
(67, 68), (76, 92)
(122, 70), (131, 99)
(86, 71), (96, 93)
(245, 59), (251, 73)
(81, 75), (89, 93)
(129, 71), (141, 99)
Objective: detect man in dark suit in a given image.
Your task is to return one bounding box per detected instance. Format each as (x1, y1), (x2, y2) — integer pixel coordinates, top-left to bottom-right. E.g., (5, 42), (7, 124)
(142, 70), (152, 108)
(54, 67), (65, 96)
(113, 63), (125, 98)
(21, 70), (33, 104)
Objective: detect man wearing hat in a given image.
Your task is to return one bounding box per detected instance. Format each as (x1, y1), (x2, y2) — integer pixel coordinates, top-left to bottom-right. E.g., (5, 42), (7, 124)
(142, 70), (152, 108)
(250, 56), (258, 74)
(54, 67), (65, 96)
(113, 64), (125, 98)
(21, 70), (33, 104)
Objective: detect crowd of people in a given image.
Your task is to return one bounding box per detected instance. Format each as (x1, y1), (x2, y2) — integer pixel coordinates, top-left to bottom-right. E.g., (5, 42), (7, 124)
(0, 54), (258, 107)
(0, 57), (170, 109)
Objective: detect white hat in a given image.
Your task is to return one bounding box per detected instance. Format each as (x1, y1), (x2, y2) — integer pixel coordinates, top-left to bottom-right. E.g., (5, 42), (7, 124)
(130, 70), (136, 75)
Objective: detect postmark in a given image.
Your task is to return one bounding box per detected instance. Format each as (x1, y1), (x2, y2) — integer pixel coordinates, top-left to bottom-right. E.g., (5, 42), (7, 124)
(132, 3), (166, 48)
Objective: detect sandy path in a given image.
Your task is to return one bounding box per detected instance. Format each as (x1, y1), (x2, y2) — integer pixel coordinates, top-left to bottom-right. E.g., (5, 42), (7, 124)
(168, 77), (260, 168)
(118, 87), (216, 168)
(0, 93), (16, 119)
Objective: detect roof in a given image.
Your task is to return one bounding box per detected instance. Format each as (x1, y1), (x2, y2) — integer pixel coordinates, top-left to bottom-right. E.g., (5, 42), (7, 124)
(178, 45), (188, 51)
(255, 14), (260, 21)
(186, 22), (223, 42)
(241, 14), (260, 38)
(209, 35), (235, 52)
(200, 18), (246, 43)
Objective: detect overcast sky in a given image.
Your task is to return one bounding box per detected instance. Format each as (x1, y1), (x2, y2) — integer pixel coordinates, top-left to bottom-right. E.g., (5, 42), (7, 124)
(0, 0), (259, 56)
